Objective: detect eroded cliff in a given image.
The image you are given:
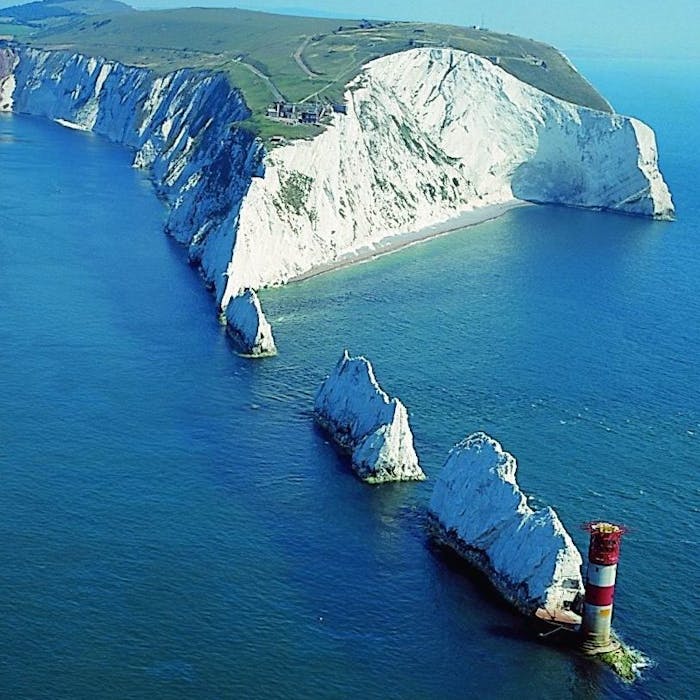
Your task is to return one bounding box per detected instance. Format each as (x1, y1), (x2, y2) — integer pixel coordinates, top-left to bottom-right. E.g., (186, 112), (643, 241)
(0, 45), (263, 303)
(223, 49), (673, 305)
(0, 45), (674, 333)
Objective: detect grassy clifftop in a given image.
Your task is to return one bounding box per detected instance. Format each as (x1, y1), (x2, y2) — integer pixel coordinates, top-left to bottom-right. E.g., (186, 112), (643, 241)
(15, 7), (610, 138)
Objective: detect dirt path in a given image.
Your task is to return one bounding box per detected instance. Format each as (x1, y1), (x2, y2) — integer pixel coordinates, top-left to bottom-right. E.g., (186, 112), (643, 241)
(235, 57), (286, 102)
(293, 36), (322, 78)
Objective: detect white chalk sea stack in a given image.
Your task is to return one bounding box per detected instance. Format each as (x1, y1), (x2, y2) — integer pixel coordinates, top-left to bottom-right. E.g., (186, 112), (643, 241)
(314, 351), (425, 484)
(429, 432), (584, 619)
(224, 289), (276, 357)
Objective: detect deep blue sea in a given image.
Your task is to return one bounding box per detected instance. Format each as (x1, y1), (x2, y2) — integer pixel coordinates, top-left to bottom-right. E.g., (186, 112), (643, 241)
(1, 56), (698, 699)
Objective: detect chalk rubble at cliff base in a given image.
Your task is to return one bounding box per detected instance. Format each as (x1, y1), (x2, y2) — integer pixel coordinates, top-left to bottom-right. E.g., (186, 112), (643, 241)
(429, 431), (584, 620)
(314, 351), (425, 483)
(224, 289), (276, 357)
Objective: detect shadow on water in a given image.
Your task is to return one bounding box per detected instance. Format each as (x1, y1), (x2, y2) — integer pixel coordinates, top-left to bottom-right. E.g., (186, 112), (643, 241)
(426, 538), (530, 625)
(424, 536), (645, 698)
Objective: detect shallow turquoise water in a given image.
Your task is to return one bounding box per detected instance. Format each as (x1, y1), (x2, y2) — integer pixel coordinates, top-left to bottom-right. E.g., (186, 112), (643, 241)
(1, 58), (698, 699)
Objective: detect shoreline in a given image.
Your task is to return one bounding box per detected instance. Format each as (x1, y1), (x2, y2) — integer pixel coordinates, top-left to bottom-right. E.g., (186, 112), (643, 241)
(288, 200), (529, 284)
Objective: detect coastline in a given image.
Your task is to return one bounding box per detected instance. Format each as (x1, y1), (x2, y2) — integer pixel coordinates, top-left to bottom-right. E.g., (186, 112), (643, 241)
(288, 200), (529, 284)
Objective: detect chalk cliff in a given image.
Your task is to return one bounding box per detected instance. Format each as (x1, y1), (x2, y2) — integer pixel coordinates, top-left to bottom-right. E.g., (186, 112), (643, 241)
(0, 48), (17, 109)
(222, 49), (674, 304)
(0, 45), (271, 334)
(0, 45), (674, 334)
(429, 432), (584, 619)
(314, 351), (425, 483)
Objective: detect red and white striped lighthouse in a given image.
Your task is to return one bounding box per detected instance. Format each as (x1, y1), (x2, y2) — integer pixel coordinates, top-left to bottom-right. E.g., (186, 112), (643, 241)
(581, 521), (626, 653)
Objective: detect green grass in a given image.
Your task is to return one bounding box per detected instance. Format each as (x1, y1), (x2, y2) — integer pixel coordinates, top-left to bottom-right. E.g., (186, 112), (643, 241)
(18, 7), (611, 139)
(0, 20), (35, 39)
(222, 62), (277, 113)
(238, 114), (324, 146)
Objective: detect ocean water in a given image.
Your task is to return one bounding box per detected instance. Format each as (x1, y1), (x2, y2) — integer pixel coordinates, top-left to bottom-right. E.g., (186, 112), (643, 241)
(1, 57), (698, 699)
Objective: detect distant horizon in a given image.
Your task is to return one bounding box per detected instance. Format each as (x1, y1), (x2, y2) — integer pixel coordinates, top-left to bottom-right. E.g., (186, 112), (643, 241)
(0, 0), (698, 59)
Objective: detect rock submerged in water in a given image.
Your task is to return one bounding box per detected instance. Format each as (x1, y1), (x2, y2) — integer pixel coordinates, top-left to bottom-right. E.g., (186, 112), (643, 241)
(224, 289), (276, 357)
(429, 432), (584, 619)
(314, 350), (425, 484)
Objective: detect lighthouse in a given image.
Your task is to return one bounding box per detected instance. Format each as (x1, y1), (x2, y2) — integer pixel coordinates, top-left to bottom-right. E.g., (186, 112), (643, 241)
(581, 521), (626, 654)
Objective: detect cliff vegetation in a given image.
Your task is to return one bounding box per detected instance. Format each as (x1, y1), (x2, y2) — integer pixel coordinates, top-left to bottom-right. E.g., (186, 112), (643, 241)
(1, 3), (611, 142)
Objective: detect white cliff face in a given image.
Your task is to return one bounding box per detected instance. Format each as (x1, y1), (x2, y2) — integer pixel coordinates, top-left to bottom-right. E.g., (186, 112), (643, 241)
(0, 48), (18, 111)
(0, 73), (15, 111)
(2, 45), (674, 341)
(221, 48), (673, 305)
(224, 289), (276, 357)
(429, 432), (584, 617)
(4, 45), (264, 313)
(314, 351), (425, 483)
